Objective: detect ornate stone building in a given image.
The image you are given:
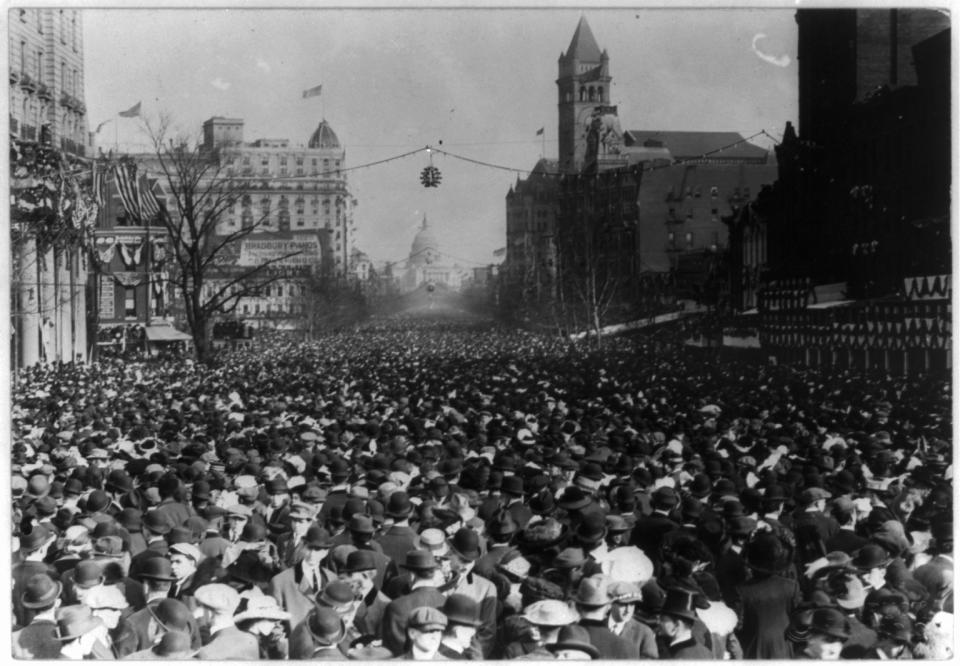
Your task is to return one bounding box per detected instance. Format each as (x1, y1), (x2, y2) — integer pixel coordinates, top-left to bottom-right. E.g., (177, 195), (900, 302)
(9, 8), (93, 368)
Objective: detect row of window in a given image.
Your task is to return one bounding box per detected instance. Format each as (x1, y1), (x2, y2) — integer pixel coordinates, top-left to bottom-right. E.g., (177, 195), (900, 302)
(19, 9), (79, 51)
(236, 156), (340, 169)
(16, 42), (82, 96)
(240, 302), (304, 316)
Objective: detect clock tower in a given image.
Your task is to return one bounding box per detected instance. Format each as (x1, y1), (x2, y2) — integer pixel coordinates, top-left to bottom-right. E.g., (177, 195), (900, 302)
(557, 16), (613, 174)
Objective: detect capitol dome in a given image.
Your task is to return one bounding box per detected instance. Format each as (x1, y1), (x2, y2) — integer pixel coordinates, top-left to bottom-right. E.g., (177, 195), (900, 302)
(410, 215), (439, 266)
(308, 119), (341, 149)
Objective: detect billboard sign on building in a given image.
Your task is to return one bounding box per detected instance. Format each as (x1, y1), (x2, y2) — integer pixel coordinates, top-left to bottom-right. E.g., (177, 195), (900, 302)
(236, 237), (321, 267)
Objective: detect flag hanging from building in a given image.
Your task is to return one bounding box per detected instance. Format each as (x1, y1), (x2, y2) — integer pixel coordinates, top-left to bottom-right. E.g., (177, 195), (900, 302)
(536, 128), (544, 136)
(140, 179), (162, 219)
(113, 161), (143, 222)
(92, 161), (104, 208)
(302, 84), (323, 99)
(118, 102), (141, 118)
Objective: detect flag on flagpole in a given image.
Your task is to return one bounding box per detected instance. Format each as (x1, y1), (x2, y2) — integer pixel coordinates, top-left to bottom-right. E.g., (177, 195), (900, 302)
(536, 127), (544, 136)
(118, 102), (141, 118)
(94, 119), (112, 134)
(493, 247), (506, 258)
(302, 84), (323, 99)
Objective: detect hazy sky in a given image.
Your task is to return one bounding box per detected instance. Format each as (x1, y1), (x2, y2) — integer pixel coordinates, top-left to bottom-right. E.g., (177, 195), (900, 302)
(84, 8), (798, 266)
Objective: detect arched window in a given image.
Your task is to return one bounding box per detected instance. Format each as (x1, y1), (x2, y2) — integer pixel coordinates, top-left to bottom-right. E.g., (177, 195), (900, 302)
(588, 87), (595, 101)
(579, 86), (586, 101)
(597, 86), (603, 102)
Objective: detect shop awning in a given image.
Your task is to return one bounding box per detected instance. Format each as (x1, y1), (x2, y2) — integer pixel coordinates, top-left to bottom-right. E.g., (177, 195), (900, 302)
(144, 324), (193, 342)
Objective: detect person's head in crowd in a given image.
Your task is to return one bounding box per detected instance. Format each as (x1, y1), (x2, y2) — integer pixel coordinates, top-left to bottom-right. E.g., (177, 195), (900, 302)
(190, 480), (213, 513)
(605, 515), (631, 548)
(347, 514), (376, 549)
(406, 606), (447, 659)
(55, 605), (105, 659)
(801, 486), (832, 514)
(402, 549), (445, 588)
(875, 610), (914, 659)
(301, 524), (334, 569)
(608, 580), (643, 626)
(446, 527), (481, 582)
(651, 486), (679, 515)
(832, 497), (858, 531)
(265, 476), (290, 510)
(58, 525), (93, 561)
(799, 608), (852, 660)
(288, 502), (315, 542)
(169, 542), (204, 584)
(574, 574), (612, 621)
(20, 573), (63, 623)
(341, 549), (378, 599)
(19, 524), (56, 562)
(548, 624), (600, 660)
(657, 587), (700, 644)
(83, 584), (129, 632)
(71, 559), (105, 605)
(318, 579), (360, 626)
(194, 583), (240, 631)
(234, 594), (291, 646)
(138, 556), (177, 603)
(761, 484), (788, 518)
(226, 504), (252, 540)
(522, 599), (580, 647)
(440, 594), (481, 655)
(852, 544), (891, 591)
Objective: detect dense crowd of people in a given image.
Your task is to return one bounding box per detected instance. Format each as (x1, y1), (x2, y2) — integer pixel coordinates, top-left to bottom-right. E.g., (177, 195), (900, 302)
(11, 314), (954, 659)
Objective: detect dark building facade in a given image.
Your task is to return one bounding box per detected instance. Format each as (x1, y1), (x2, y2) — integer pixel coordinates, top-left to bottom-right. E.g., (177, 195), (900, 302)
(726, 9), (950, 373)
(504, 16), (779, 330)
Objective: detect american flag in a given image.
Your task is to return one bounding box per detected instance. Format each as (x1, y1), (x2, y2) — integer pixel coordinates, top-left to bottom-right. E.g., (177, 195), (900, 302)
(113, 161), (143, 223)
(92, 161), (105, 208)
(140, 179), (163, 219)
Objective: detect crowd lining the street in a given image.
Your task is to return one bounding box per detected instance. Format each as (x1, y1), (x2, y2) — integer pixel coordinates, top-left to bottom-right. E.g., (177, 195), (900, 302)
(11, 315), (954, 660)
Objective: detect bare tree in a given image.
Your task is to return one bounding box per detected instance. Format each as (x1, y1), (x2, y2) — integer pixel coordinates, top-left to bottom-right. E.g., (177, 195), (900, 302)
(556, 167), (641, 347)
(140, 114), (304, 363)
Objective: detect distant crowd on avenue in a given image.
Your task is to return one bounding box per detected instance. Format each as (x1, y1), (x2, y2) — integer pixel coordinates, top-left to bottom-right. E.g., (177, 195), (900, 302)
(11, 316), (954, 660)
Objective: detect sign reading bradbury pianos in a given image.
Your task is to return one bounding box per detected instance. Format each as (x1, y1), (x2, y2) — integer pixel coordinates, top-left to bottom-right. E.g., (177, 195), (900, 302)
(237, 237), (321, 267)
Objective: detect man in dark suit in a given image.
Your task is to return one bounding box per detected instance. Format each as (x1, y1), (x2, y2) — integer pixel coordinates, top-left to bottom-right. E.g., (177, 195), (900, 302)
(12, 574), (63, 658)
(168, 542), (210, 612)
(194, 583), (260, 659)
(263, 476), (294, 539)
(629, 486), (681, 568)
(501, 476), (533, 530)
(380, 550), (447, 656)
(128, 510), (171, 580)
(658, 587), (714, 659)
(268, 524), (337, 628)
(825, 499), (869, 553)
(792, 487), (839, 547)
(573, 574), (634, 659)
(376, 492), (420, 565)
(343, 550), (392, 641)
(12, 525), (59, 628)
(151, 475), (193, 531)
(733, 533), (801, 659)
(125, 596), (199, 652)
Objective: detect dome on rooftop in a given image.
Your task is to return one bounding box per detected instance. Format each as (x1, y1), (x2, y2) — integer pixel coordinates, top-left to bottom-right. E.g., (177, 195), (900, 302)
(410, 216), (439, 266)
(308, 120), (341, 149)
